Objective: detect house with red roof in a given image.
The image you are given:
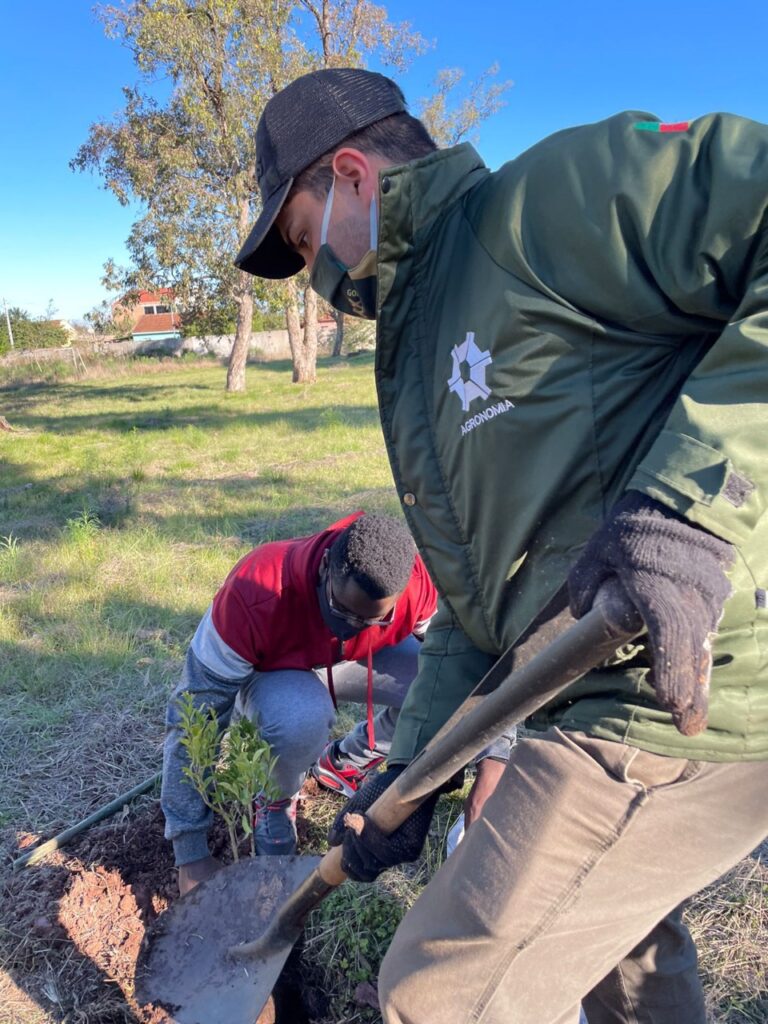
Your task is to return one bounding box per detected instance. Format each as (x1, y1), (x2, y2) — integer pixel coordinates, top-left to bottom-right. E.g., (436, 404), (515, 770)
(130, 289), (182, 343)
(112, 289), (182, 344)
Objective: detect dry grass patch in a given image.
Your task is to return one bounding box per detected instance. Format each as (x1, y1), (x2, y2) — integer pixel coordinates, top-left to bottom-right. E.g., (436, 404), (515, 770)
(689, 841), (768, 1023)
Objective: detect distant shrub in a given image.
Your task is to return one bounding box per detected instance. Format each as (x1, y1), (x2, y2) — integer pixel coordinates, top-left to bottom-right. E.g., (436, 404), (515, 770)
(342, 318), (376, 353)
(0, 310), (71, 351)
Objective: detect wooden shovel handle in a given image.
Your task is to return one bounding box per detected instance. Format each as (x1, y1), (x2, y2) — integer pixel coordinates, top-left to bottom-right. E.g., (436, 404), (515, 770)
(317, 585), (644, 885)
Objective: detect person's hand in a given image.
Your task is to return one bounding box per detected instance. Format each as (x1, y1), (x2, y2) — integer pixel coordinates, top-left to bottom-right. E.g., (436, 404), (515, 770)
(464, 757), (506, 829)
(328, 765), (444, 882)
(568, 491), (734, 736)
(178, 855), (222, 896)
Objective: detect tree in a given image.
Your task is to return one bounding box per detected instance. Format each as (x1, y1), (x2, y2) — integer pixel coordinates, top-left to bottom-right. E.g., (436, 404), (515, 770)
(331, 310), (344, 357)
(417, 64), (512, 147)
(73, 1), (299, 389)
(83, 298), (135, 339)
(276, 0), (427, 380)
(294, 274), (318, 382)
(72, 0), (418, 389)
(73, 1), (509, 388)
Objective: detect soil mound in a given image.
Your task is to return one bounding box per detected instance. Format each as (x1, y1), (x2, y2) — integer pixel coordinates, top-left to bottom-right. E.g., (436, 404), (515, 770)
(2, 800), (317, 1022)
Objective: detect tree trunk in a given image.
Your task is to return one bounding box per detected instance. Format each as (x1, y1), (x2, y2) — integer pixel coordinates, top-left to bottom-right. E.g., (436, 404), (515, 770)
(285, 278), (303, 380)
(227, 197), (255, 392)
(332, 311), (344, 357)
(226, 274), (254, 392)
(285, 279), (318, 383)
(297, 284), (318, 383)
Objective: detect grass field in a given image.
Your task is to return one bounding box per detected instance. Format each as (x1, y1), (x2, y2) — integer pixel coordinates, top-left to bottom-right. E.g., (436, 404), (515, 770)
(0, 355), (396, 839)
(0, 356), (765, 1023)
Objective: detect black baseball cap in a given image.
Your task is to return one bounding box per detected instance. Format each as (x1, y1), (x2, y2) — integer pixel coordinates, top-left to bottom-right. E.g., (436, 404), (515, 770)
(235, 68), (407, 279)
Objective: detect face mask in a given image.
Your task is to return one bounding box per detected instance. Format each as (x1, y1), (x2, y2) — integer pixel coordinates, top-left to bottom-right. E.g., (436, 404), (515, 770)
(310, 178), (378, 319)
(316, 575), (366, 641)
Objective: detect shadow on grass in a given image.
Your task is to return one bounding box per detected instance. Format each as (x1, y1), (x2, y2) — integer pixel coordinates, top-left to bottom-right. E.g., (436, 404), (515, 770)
(3, 402), (381, 435)
(0, 353), (372, 404)
(0, 380), (216, 400)
(0, 457), (38, 495)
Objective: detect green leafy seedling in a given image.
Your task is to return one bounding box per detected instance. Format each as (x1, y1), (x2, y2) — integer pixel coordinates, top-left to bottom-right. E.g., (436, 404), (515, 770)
(177, 691), (280, 860)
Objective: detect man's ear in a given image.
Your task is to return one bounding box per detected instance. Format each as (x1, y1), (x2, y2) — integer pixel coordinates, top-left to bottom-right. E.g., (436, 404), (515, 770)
(331, 148), (374, 194)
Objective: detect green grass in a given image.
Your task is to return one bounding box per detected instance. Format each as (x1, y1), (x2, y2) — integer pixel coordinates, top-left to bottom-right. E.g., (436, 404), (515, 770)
(0, 355), (395, 836)
(0, 356), (765, 1024)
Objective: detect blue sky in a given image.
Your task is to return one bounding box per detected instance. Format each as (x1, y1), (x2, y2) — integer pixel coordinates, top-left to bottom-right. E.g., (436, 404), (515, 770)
(2, 0), (766, 321)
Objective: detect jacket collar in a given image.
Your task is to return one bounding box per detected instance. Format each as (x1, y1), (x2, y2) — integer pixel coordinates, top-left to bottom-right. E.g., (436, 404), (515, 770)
(377, 144), (489, 261)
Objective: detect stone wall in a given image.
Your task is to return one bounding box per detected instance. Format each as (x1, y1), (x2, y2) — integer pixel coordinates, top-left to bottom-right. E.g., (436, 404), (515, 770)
(94, 324), (337, 360)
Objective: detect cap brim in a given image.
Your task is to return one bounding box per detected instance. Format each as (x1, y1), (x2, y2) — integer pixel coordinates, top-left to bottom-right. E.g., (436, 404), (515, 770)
(234, 178), (305, 279)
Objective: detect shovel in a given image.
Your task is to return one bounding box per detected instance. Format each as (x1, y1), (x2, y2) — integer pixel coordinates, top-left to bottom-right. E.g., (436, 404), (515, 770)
(135, 587), (644, 1023)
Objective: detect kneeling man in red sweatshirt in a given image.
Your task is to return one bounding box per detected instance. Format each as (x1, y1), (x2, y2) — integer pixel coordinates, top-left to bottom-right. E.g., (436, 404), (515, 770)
(162, 512), (511, 895)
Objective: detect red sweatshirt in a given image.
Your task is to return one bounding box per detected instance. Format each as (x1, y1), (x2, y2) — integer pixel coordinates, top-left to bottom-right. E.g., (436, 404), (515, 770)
(209, 512), (437, 673)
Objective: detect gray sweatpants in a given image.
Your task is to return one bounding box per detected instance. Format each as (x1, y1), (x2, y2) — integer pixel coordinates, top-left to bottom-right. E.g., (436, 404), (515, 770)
(235, 635), (514, 800)
(234, 637), (419, 799)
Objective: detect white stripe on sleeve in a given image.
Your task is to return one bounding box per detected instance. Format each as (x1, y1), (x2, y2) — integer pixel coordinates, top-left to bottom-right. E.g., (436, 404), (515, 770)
(190, 606), (256, 680)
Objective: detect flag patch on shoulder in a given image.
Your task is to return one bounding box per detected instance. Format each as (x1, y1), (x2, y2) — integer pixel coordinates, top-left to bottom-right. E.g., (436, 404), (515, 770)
(633, 120), (690, 133)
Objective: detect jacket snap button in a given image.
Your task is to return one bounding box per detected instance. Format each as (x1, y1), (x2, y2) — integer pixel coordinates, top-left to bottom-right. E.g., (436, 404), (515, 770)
(403, 492), (416, 506)
(381, 176), (391, 194)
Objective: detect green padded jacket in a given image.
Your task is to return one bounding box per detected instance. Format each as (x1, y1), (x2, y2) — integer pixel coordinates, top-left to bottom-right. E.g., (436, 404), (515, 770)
(376, 111), (768, 762)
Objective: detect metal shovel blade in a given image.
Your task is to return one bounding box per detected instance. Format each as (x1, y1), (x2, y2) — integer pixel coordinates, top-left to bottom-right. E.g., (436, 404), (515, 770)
(135, 855), (321, 1024)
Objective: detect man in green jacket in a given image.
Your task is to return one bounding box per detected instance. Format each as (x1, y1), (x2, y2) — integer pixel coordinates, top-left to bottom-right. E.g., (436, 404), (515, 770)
(236, 68), (768, 1024)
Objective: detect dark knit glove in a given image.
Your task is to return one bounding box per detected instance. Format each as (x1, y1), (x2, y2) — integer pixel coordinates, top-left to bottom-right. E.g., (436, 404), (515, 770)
(568, 491), (735, 736)
(328, 765), (449, 883)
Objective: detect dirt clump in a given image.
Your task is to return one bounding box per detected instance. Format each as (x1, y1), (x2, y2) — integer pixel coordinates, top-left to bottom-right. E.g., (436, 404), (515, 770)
(57, 865), (146, 984)
(2, 803), (176, 1022)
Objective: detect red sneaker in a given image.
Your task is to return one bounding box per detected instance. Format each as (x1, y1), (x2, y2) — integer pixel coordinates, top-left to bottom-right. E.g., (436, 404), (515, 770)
(311, 739), (384, 799)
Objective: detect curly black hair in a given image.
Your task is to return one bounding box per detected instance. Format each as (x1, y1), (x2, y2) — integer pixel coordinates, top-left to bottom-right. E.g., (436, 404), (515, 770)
(328, 514), (416, 599)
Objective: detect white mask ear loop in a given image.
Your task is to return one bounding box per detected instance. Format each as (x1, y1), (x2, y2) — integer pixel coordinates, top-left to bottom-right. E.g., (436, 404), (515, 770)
(320, 179), (336, 246)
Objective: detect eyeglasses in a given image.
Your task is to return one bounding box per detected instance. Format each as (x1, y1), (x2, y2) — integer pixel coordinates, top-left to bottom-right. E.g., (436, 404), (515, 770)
(325, 569), (396, 629)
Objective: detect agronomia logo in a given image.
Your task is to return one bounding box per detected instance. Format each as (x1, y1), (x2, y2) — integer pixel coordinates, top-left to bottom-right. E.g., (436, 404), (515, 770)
(448, 332), (492, 411)
(448, 332), (515, 437)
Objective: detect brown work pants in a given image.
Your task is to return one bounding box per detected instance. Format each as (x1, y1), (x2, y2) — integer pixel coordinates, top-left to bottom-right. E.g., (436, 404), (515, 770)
(379, 728), (768, 1024)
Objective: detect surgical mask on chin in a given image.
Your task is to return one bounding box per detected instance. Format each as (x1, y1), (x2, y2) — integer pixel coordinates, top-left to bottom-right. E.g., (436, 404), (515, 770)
(310, 179), (378, 320)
